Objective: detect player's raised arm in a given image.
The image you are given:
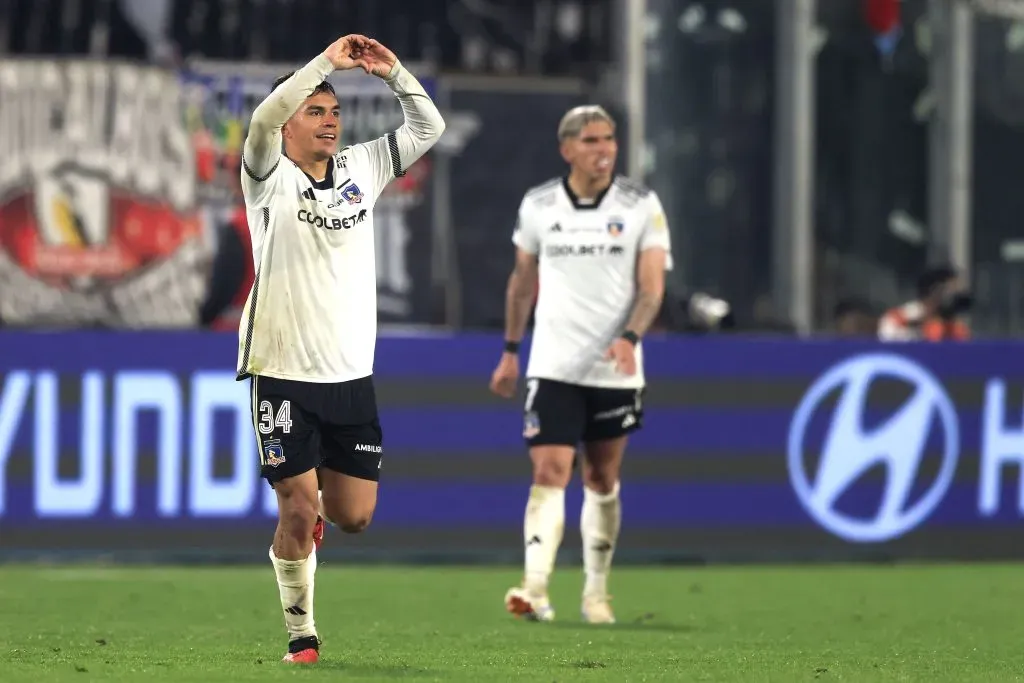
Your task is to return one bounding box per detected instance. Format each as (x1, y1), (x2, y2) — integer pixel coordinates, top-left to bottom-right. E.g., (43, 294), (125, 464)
(347, 37), (446, 195)
(243, 36), (368, 184)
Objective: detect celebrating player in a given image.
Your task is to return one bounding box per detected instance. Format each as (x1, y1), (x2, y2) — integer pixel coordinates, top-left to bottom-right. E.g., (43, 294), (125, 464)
(489, 105), (671, 624)
(237, 35), (444, 663)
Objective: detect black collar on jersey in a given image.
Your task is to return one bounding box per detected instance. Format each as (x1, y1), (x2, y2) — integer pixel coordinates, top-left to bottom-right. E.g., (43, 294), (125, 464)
(561, 175), (613, 210)
(300, 156), (335, 191)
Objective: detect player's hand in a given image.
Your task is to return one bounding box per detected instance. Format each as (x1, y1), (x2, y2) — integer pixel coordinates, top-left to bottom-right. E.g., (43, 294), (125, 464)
(346, 35), (398, 79)
(489, 353), (520, 399)
(605, 338), (637, 376)
(323, 35), (373, 71)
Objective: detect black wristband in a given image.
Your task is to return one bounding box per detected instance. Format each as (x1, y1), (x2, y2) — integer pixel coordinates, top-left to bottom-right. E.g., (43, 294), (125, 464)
(504, 340), (521, 353)
(620, 330), (640, 346)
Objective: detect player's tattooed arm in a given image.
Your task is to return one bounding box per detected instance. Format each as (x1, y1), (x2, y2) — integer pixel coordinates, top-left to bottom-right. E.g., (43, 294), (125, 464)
(505, 249), (539, 342)
(625, 248), (668, 336)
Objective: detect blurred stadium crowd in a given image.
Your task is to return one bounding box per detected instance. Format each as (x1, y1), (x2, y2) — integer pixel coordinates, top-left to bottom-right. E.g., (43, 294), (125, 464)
(1, 0), (1020, 339)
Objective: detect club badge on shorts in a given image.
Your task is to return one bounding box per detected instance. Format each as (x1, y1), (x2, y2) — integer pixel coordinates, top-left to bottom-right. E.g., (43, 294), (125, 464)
(263, 439), (286, 467)
(523, 411), (541, 439)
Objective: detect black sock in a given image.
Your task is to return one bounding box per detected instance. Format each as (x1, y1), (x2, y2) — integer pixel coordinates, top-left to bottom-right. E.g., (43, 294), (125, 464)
(288, 635), (320, 653)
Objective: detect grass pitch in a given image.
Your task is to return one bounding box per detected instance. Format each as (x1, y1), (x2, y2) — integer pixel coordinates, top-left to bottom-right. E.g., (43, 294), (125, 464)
(1, 563), (1022, 682)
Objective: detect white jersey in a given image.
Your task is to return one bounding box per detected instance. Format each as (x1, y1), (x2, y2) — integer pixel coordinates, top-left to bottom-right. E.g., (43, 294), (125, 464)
(513, 177), (672, 389)
(236, 55), (444, 383)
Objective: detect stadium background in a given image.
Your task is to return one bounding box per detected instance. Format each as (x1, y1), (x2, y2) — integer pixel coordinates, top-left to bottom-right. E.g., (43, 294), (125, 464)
(1, 0), (1024, 565)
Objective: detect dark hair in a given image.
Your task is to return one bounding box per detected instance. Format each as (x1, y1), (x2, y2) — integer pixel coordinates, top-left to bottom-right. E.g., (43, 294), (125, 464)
(916, 264), (957, 300)
(271, 71), (336, 97)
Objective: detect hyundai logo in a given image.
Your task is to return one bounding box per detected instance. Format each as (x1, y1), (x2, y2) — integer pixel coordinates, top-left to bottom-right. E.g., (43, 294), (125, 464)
(787, 354), (960, 543)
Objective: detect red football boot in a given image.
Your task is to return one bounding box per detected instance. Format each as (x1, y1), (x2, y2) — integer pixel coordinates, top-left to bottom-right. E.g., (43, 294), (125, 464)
(312, 516), (325, 551)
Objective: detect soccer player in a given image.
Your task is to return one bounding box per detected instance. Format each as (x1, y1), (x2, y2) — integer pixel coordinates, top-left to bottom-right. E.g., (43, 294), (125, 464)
(489, 105), (671, 625)
(237, 35), (444, 663)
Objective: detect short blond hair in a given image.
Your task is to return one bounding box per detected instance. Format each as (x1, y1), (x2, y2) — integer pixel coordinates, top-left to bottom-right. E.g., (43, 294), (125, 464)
(557, 105), (616, 141)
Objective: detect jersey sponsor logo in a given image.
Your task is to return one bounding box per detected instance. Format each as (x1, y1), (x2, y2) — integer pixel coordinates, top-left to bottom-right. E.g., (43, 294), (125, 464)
(607, 218), (625, 236)
(544, 244), (625, 258)
(339, 182), (364, 205)
(354, 443), (382, 453)
(296, 208), (367, 230)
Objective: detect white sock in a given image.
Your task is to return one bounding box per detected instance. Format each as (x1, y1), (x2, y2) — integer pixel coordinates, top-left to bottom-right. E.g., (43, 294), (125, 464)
(269, 547), (318, 642)
(523, 484), (565, 595)
(581, 482), (621, 598)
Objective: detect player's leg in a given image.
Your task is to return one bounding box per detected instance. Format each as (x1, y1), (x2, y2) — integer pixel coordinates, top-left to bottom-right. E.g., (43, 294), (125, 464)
(318, 465), (378, 533)
(505, 379), (586, 622)
(318, 376), (382, 534)
(252, 376), (324, 663)
(578, 387), (644, 624)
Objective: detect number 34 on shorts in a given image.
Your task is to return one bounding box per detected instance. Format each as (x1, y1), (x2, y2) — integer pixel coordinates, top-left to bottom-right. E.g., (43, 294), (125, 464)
(259, 399), (294, 435)
(257, 399), (292, 468)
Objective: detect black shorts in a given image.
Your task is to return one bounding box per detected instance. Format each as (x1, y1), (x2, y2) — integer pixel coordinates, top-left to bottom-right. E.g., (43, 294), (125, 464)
(522, 378), (644, 447)
(249, 374), (383, 485)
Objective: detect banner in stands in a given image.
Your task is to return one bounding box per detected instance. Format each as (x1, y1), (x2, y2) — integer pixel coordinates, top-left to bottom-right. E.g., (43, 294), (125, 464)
(0, 60), (208, 327)
(0, 58), (446, 329)
(1, 332), (1023, 562)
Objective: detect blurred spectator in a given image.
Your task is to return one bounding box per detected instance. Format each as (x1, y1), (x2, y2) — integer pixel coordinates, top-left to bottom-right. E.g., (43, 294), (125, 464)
(833, 298), (876, 336)
(878, 265), (972, 341)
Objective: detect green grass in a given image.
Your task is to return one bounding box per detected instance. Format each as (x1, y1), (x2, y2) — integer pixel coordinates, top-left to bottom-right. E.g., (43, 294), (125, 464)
(1, 563), (1023, 682)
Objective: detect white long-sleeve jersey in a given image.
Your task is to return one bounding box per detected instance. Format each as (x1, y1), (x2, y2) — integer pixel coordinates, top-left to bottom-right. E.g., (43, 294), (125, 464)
(236, 55), (445, 383)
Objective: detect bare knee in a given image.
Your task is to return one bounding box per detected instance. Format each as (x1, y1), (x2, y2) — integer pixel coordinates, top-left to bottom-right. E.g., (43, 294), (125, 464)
(581, 439), (625, 494)
(581, 466), (617, 494)
(339, 515), (372, 534)
(274, 481), (319, 557)
(322, 499), (374, 534)
(531, 447), (575, 488)
(279, 497), (318, 538)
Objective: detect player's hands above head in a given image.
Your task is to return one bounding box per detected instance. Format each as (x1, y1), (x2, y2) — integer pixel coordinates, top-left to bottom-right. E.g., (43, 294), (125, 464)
(489, 354), (520, 399)
(605, 338), (637, 376)
(324, 35), (371, 71)
(351, 37), (398, 78)
(324, 35), (397, 78)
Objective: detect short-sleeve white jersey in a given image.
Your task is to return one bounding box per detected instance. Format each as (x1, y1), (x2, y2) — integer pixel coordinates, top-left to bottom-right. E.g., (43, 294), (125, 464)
(513, 176), (672, 389)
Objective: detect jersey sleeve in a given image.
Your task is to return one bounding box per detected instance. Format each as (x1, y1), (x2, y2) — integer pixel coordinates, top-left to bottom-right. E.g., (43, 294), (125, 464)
(511, 196), (542, 255)
(241, 53), (335, 206)
(639, 191), (674, 270)
(344, 61), (445, 203)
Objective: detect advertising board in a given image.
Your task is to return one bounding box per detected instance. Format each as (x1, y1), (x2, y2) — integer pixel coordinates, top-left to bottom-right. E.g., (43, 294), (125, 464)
(1, 332), (1022, 562)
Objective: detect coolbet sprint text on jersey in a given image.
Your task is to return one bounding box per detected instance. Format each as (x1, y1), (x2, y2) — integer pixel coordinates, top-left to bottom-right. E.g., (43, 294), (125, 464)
(236, 54), (444, 383)
(513, 176), (673, 389)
